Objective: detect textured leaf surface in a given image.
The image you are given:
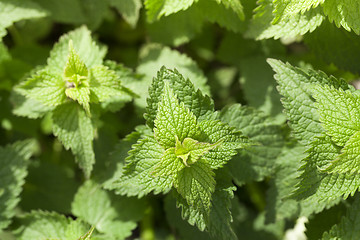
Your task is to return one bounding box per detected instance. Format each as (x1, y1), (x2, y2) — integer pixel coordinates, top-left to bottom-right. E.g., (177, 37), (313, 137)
(52, 102), (95, 178)
(322, 0), (360, 34)
(313, 85), (360, 146)
(47, 26), (106, 74)
(16, 69), (66, 107)
(145, 0), (195, 21)
(110, 137), (173, 197)
(154, 84), (201, 148)
(175, 160), (215, 217)
(273, 0), (324, 22)
(322, 194), (360, 239)
(14, 211), (91, 240)
(268, 59), (349, 145)
(295, 136), (360, 205)
(247, 0), (324, 40)
(145, 67), (213, 129)
(0, 0), (47, 40)
(72, 181), (146, 239)
(0, 140), (37, 230)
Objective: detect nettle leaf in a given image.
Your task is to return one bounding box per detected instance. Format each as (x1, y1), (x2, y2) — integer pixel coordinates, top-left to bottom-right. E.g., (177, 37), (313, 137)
(272, 0), (324, 23)
(52, 102), (95, 178)
(47, 26), (106, 74)
(268, 59), (349, 145)
(175, 160), (215, 215)
(0, 140), (37, 231)
(294, 136), (360, 205)
(145, 67), (214, 129)
(313, 85), (360, 146)
(110, 136), (173, 197)
(0, 0), (47, 40)
(13, 210), (91, 240)
(145, 0), (196, 22)
(246, 0), (324, 40)
(154, 84), (201, 148)
(322, 194), (360, 239)
(322, 0), (360, 34)
(15, 69), (66, 108)
(72, 181), (146, 239)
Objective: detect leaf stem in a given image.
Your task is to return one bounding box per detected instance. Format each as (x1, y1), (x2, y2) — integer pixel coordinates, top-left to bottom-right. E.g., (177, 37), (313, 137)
(140, 206), (155, 240)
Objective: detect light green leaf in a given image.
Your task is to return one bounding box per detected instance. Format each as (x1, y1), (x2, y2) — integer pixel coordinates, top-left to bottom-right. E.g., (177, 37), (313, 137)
(47, 26), (107, 74)
(313, 85), (360, 146)
(154, 84), (201, 148)
(145, 0), (196, 21)
(153, 147), (184, 176)
(0, 140), (37, 230)
(108, 0), (142, 28)
(65, 86), (91, 115)
(72, 181), (146, 239)
(13, 210), (91, 240)
(0, 0), (47, 40)
(327, 131), (360, 174)
(52, 102), (95, 178)
(295, 136), (360, 206)
(246, 0), (324, 40)
(175, 160), (216, 216)
(268, 59), (349, 145)
(136, 44), (210, 108)
(273, 0), (324, 23)
(15, 69), (66, 107)
(322, 0), (360, 34)
(110, 136), (173, 197)
(146, 68), (214, 129)
(322, 194), (360, 239)
(198, 119), (249, 169)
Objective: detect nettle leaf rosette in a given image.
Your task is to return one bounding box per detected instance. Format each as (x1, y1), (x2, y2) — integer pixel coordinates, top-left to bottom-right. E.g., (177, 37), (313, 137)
(109, 67), (249, 237)
(13, 26), (135, 178)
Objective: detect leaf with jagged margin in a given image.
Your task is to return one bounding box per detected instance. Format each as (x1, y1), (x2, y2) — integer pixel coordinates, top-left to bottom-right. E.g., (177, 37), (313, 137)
(47, 26), (107, 74)
(304, 21), (360, 74)
(313, 85), (360, 146)
(267, 59), (349, 146)
(174, 169), (237, 239)
(175, 160), (216, 217)
(52, 102), (95, 178)
(15, 69), (66, 108)
(198, 119), (249, 169)
(136, 44), (209, 108)
(294, 136), (360, 209)
(147, 0), (244, 46)
(272, 0), (324, 23)
(0, 0), (47, 40)
(322, 0), (360, 34)
(11, 90), (54, 119)
(265, 145), (305, 223)
(0, 140), (37, 230)
(13, 210), (91, 240)
(145, 0), (196, 22)
(72, 180), (146, 239)
(109, 136), (173, 197)
(154, 83), (201, 148)
(322, 194), (360, 239)
(246, 0), (324, 40)
(108, 0), (142, 28)
(219, 104), (284, 184)
(145, 67), (214, 129)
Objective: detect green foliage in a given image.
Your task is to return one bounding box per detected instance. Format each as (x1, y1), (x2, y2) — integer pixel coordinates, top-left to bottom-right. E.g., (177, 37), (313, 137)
(2, 0), (360, 239)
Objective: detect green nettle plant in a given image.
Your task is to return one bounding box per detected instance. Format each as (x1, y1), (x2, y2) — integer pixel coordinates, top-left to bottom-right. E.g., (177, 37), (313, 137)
(2, 0), (360, 239)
